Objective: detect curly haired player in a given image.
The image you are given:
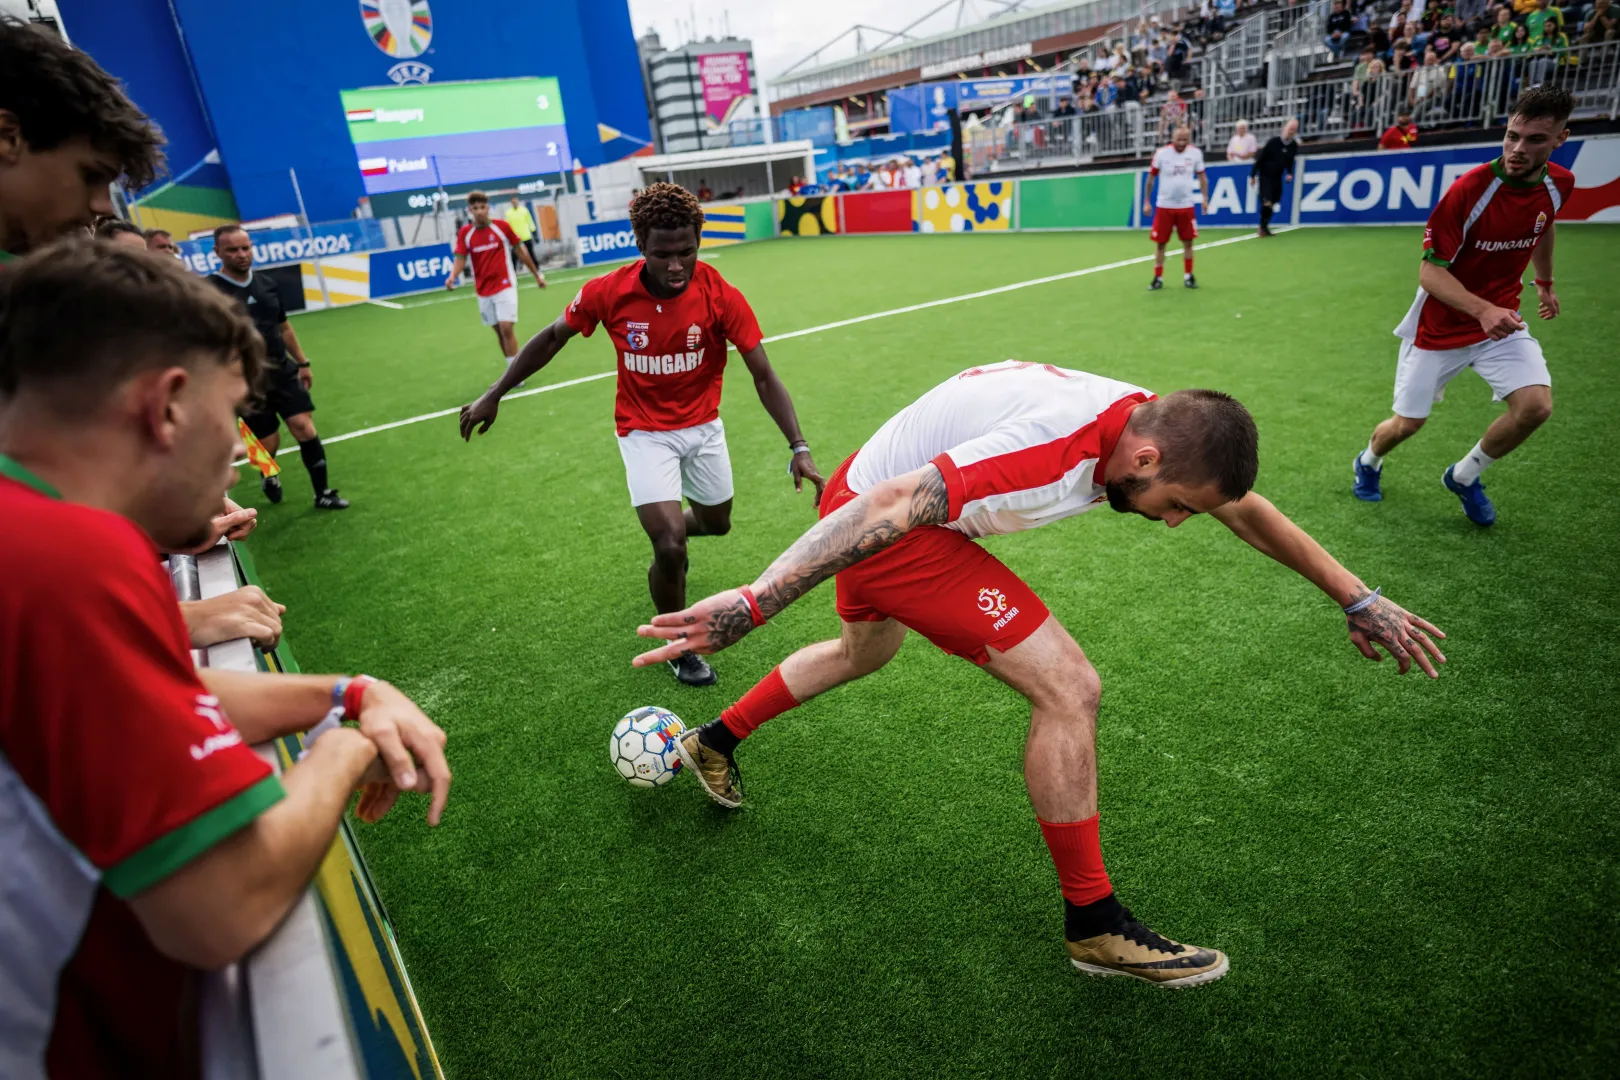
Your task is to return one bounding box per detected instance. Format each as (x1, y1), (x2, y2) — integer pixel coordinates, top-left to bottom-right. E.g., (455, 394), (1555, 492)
(459, 183), (824, 686)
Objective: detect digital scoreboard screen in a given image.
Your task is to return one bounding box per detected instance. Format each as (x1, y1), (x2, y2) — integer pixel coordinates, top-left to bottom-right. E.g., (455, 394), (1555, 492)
(341, 77), (572, 216)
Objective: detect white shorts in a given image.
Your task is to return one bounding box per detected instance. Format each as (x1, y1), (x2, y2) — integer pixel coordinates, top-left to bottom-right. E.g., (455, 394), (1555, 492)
(1391, 330), (1550, 420)
(617, 418), (734, 507)
(477, 287), (518, 327)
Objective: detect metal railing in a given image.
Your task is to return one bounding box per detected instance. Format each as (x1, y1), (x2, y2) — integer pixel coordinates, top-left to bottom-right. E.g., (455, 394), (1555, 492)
(1266, 0), (1334, 92)
(968, 39), (1620, 172)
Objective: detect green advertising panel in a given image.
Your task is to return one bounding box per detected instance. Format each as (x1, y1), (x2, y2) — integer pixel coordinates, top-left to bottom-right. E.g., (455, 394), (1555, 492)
(744, 200), (776, 240)
(1017, 172), (1137, 229)
(341, 77), (566, 143)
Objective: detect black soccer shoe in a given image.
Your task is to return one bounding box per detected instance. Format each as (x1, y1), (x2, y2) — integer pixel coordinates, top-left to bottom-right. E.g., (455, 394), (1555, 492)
(670, 653), (717, 687)
(1184, 274), (1198, 289)
(1148, 276), (1164, 291)
(262, 475), (283, 504)
(314, 488), (350, 510)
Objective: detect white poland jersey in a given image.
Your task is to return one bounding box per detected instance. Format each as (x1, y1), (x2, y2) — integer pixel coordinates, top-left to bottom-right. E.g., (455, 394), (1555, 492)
(1150, 143), (1206, 209)
(846, 361), (1154, 539)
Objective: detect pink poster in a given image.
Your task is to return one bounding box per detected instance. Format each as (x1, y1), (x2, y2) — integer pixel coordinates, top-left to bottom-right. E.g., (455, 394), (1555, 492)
(698, 51), (752, 130)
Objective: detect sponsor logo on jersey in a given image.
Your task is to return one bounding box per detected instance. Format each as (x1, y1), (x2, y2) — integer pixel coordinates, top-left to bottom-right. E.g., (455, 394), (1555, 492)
(622, 348), (705, 375)
(1534, 211), (1547, 235)
(685, 323), (703, 349)
(1473, 237), (1538, 252)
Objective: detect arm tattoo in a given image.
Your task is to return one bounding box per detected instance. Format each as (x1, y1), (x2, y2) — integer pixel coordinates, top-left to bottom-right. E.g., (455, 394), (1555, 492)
(753, 466), (949, 619)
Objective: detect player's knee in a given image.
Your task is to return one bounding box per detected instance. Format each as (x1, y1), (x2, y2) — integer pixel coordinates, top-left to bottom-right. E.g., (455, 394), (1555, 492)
(1391, 414), (1426, 438)
(700, 514), (732, 537)
(1036, 645), (1101, 720)
(1513, 391), (1552, 428)
(650, 533), (687, 573)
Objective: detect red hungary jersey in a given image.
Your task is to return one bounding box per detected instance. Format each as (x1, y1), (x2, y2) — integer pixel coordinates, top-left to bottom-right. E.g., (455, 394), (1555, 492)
(454, 219), (522, 296)
(0, 460), (283, 1079)
(564, 259), (764, 436)
(1397, 158), (1574, 350)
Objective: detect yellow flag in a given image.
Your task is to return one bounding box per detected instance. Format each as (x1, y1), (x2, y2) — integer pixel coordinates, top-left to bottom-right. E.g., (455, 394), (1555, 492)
(598, 122), (623, 143)
(238, 418), (280, 478)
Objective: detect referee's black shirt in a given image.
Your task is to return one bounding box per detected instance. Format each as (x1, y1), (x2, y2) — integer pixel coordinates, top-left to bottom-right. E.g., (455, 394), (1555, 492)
(208, 270), (290, 367)
(1252, 135), (1298, 181)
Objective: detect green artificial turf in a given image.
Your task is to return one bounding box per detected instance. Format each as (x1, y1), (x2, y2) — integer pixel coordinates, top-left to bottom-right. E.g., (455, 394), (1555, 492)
(234, 227), (1620, 1077)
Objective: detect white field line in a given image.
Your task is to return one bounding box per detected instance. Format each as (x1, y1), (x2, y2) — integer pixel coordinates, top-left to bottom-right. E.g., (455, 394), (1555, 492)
(240, 229), (1275, 462)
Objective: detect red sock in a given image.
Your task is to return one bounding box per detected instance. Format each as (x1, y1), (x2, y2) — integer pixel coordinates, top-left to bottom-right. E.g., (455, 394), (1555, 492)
(1153, 264), (1164, 279)
(719, 666), (799, 740)
(1038, 814), (1113, 905)
(1184, 255), (1194, 274)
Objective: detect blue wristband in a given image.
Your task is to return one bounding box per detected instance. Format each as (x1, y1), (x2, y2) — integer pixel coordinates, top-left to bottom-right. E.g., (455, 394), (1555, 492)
(1343, 587), (1381, 616)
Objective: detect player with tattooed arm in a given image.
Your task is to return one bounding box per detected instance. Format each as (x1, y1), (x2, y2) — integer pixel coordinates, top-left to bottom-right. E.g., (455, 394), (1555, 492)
(633, 361), (1446, 988)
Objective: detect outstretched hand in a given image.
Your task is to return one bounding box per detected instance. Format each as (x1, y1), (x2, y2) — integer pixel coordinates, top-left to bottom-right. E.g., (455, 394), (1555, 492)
(633, 588), (756, 667)
(1346, 593), (1447, 678)
(459, 392), (500, 441)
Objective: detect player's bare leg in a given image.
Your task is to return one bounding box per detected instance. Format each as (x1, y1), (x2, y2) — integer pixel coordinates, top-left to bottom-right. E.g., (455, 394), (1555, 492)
(495, 322), (523, 386)
(678, 618), (907, 807)
(683, 498), (732, 538)
(1150, 242), (1168, 290)
(1442, 383), (1552, 526)
(1354, 413), (1426, 503)
(983, 615), (1229, 988)
(285, 412), (347, 510)
(636, 501), (714, 685)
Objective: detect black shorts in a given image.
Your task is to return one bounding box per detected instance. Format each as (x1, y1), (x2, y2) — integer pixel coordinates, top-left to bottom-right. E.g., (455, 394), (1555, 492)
(243, 363), (315, 439)
(1257, 175), (1284, 206)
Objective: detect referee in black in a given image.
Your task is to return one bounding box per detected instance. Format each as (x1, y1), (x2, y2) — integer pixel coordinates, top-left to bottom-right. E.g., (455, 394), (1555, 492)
(1250, 117), (1299, 238)
(207, 225), (349, 509)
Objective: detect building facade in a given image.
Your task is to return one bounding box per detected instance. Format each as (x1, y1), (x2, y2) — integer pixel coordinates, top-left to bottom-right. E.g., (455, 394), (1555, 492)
(639, 32), (761, 155)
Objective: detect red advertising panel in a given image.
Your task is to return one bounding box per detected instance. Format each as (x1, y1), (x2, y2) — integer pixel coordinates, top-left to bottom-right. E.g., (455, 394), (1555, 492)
(841, 190), (914, 234)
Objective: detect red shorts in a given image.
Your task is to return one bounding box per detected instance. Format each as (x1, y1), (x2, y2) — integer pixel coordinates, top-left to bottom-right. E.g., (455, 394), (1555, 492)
(821, 455), (1050, 665)
(1150, 206), (1199, 244)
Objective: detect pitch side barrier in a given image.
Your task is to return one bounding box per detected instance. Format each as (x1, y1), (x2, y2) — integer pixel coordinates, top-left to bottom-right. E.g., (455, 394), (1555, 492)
(170, 541), (444, 1080)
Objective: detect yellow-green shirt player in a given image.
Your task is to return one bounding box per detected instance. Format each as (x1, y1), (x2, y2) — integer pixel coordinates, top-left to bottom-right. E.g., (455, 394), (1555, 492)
(504, 195), (538, 264)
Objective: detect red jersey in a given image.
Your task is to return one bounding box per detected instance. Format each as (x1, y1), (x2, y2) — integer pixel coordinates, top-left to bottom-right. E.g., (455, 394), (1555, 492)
(1379, 123), (1419, 150)
(1396, 159), (1574, 350)
(454, 219), (522, 296)
(0, 458), (283, 1080)
(564, 260), (764, 436)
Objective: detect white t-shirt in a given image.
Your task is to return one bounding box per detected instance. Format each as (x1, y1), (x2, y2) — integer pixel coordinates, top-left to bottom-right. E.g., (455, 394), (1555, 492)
(846, 360), (1155, 539)
(903, 164), (922, 188)
(1150, 143), (1206, 209)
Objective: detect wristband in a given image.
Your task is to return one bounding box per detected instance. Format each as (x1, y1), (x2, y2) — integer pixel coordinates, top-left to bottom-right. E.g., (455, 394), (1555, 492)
(1343, 587), (1381, 616)
(789, 441), (810, 455)
(738, 586), (767, 628)
(294, 361), (311, 368)
(1533, 278), (1553, 287)
(343, 674), (378, 719)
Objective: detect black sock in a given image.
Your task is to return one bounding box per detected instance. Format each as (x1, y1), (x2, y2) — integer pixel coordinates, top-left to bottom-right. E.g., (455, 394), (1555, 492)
(697, 718), (741, 757)
(298, 437), (329, 495)
(1064, 893), (1125, 941)
(1259, 202), (1273, 230)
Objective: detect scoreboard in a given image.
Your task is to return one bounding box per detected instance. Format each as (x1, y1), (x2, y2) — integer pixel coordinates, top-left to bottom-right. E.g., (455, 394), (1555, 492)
(341, 77), (572, 217)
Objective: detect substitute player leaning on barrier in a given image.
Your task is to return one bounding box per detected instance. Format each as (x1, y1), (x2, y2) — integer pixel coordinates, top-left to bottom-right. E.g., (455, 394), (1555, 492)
(0, 242), (451, 1079)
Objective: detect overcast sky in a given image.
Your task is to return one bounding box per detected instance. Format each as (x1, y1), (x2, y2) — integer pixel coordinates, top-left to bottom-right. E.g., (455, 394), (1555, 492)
(628, 0), (1019, 95)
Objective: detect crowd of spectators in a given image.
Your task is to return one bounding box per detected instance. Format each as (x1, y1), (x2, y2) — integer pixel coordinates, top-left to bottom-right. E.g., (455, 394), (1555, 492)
(812, 153), (957, 193)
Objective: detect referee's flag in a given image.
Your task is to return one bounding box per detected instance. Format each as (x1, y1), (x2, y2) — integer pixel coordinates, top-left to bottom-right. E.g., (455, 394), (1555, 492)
(238, 419), (280, 478)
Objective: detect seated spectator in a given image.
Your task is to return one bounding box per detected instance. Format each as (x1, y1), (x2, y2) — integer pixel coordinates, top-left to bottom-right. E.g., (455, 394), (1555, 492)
(1487, 35), (1512, 55)
(1326, 0), (1356, 58)
(0, 17), (164, 259)
(94, 218), (148, 249)
(0, 240), (451, 1078)
(1380, 109), (1420, 147)
(1370, 21), (1393, 56)
(1584, 0), (1618, 40)
(1509, 21), (1534, 49)
(1390, 0), (1414, 32)
(1410, 48), (1450, 111)
(1226, 118), (1258, 161)
(1393, 40), (1416, 69)
(1054, 96), (1078, 117)
(1492, 5), (1518, 44)
(1525, 0), (1564, 41)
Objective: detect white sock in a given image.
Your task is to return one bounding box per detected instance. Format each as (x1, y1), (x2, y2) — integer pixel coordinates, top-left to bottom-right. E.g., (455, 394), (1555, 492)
(1359, 444), (1384, 471)
(1451, 441), (1496, 486)
(504, 355), (516, 366)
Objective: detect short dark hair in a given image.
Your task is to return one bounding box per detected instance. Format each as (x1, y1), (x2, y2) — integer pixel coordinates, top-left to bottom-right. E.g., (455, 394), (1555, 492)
(212, 224), (248, 247)
(629, 182), (704, 246)
(94, 218), (144, 241)
(466, 189), (489, 206)
(1510, 85), (1573, 127)
(1133, 389), (1259, 501)
(0, 17), (166, 188)
(0, 239), (264, 408)
(143, 228), (172, 240)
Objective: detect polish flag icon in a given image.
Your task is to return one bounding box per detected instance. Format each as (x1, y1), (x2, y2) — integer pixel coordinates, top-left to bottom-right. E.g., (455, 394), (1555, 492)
(347, 108), (377, 123)
(359, 157), (389, 176)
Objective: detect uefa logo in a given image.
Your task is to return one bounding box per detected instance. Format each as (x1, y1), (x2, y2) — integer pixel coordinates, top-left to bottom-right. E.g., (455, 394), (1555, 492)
(361, 0), (432, 59)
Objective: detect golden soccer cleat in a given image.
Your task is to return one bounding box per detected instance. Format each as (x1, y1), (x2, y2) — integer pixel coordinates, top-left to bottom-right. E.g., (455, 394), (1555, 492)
(1066, 910), (1229, 989)
(674, 727), (743, 809)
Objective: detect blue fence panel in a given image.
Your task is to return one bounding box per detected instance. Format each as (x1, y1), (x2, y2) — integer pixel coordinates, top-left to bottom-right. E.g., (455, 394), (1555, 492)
(178, 219), (387, 274)
(1195, 162), (1288, 228)
(369, 244), (456, 299)
(577, 219), (640, 266)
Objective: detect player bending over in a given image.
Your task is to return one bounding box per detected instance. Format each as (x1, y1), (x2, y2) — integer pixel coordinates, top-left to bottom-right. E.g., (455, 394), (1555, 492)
(634, 361), (1445, 987)
(1144, 124), (1208, 290)
(445, 190), (547, 376)
(1352, 86), (1573, 526)
(460, 183), (823, 687)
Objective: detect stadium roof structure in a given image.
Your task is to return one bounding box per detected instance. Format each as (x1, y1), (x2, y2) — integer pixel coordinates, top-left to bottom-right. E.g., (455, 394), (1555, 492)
(769, 0), (1180, 111)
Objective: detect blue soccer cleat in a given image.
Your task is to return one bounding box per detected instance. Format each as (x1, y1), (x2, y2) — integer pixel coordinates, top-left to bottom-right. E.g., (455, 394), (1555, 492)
(1442, 465), (1496, 526)
(1352, 453), (1383, 502)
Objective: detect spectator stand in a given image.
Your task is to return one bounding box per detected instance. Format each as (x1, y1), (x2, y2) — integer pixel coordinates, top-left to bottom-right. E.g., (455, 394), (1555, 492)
(168, 540), (444, 1080)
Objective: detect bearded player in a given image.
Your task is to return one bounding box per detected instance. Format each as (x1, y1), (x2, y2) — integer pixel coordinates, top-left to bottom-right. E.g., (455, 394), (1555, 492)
(633, 360), (1446, 987)
(1144, 124), (1208, 290)
(1352, 87), (1574, 526)
(445, 190), (547, 375)
(460, 183), (823, 686)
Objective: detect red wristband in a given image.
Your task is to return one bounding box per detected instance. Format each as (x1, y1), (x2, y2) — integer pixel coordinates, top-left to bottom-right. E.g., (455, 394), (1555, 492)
(343, 674), (378, 718)
(1534, 278), (1553, 287)
(738, 586), (767, 628)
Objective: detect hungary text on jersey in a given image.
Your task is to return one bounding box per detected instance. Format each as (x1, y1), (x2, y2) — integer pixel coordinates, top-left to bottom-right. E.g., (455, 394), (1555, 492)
(564, 260), (764, 436)
(1396, 159), (1574, 350)
(846, 360), (1155, 539)
(454, 220), (521, 297)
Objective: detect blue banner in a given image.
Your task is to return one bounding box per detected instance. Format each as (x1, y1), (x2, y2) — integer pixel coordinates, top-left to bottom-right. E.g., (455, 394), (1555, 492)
(887, 87), (929, 136)
(954, 76), (1069, 107)
(777, 107), (839, 148)
(178, 219), (386, 274)
(1196, 162), (1292, 228)
(369, 244), (457, 299)
(1294, 142), (1581, 224)
(577, 218), (641, 266)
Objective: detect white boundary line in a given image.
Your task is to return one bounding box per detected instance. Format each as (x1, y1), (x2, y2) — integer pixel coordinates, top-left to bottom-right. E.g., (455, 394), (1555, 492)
(242, 230), (1274, 461)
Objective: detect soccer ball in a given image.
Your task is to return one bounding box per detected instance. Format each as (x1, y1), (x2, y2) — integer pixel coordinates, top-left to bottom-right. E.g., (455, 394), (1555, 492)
(609, 706), (686, 788)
